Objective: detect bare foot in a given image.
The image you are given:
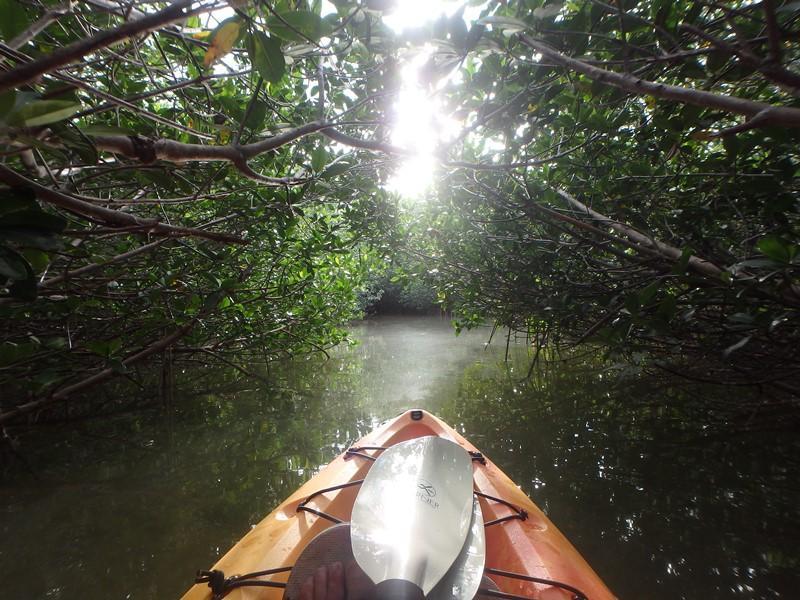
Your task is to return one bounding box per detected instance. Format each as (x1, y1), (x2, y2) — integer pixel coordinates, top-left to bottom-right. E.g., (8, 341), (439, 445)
(298, 561), (374, 600)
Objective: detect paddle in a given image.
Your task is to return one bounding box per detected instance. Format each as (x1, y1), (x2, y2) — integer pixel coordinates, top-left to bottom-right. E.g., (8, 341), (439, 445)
(351, 436), (474, 600)
(427, 496), (486, 600)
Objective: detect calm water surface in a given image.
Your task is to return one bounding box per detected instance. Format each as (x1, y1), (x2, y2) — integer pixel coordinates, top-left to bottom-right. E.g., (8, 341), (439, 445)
(1, 316), (798, 599)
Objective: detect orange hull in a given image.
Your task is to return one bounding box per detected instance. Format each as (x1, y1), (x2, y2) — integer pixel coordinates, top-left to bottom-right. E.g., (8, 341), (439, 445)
(181, 410), (616, 600)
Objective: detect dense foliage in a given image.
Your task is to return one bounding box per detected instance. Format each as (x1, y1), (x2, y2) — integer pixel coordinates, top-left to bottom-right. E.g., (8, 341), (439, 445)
(0, 0), (798, 424)
(0, 0), (401, 421)
(408, 0), (800, 419)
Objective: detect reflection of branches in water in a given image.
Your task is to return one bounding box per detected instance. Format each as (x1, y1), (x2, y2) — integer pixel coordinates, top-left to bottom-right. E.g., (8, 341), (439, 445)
(1, 356), (274, 433)
(502, 340), (800, 432)
(448, 342), (793, 437)
(440, 350), (800, 599)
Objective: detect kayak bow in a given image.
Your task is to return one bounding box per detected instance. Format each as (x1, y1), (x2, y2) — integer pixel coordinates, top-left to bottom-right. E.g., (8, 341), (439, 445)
(182, 409), (616, 600)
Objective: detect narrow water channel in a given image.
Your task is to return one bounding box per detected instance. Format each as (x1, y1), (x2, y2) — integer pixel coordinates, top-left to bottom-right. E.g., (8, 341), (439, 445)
(1, 316), (797, 599)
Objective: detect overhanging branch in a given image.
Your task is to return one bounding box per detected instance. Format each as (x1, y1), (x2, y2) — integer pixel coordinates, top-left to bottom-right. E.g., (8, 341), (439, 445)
(0, 165), (246, 244)
(85, 120), (330, 164)
(519, 35), (800, 129)
(0, 0), (201, 93)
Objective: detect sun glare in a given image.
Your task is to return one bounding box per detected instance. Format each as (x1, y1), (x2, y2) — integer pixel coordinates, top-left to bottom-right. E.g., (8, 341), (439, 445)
(215, 0), (475, 199)
(382, 0), (466, 33)
(380, 0), (478, 199)
(386, 47), (462, 199)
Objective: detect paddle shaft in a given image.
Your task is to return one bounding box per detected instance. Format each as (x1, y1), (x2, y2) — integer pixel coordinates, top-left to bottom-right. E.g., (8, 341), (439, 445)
(371, 579), (425, 600)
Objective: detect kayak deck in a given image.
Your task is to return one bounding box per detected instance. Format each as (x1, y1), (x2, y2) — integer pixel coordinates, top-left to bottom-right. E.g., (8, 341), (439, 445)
(181, 410), (615, 600)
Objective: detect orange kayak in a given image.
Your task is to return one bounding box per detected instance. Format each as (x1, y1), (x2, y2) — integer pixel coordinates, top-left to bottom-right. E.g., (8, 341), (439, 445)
(181, 409), (616, 600)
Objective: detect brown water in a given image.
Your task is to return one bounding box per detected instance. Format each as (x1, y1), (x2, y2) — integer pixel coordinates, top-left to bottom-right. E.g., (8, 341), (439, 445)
(1, 315), (798, 599)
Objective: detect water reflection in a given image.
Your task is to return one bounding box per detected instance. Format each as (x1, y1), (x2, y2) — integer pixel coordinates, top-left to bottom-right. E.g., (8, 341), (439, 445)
(435, 348), (800, 599)
(0, 316), (797, 599)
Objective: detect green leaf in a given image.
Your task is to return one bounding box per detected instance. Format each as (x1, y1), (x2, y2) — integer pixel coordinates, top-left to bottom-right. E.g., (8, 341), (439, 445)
(670, 247), (693, 275)
(706, 50), (729, 73)
(20, 248), (49, 272)
(734, 258), (781, 269)
(722, 134), (739, 159)
(108, 338), (122, 356)
(0, 244), (32, 280)
(624, 292), (640, 314)
(639, 280), (660, 306)
(311, 144), (327, 173)
(321, 161), (351, 179)
(757, 235), (793, 264)
(248, 31), (286, 83)
(0, 341), (36, 366)
(8, 99), (82, 127)
(203, 289), (226, 311)
(79, 124), (136, 136)
(629, 161), (651, 176)
(0, 208), (66, 232)
(243, 100), (268, 131)
(85, 340), (108, 356)
(86, 338), (121, 358)
(266, 10), (334, 43)
(50, 123), (98, 165)
(656, 293), (677, 322)
(220, 278), (239, 291)
(0, 90), (15, 120)
(0, 0), (28, 42)
(0, 187), (36, 215)
(477, 15), (528, 34)
(43, 337), (67, 350)
(0, 227), (62, 250)
(109, 358), (127, 374)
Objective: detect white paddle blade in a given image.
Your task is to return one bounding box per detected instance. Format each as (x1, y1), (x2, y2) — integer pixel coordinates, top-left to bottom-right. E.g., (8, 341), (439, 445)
(428, 496), (486, 600)
(351, 436), (474, 595)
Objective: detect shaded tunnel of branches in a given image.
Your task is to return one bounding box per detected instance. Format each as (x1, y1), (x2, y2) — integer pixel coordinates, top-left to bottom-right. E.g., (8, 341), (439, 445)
(0, 0), (798, 428)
